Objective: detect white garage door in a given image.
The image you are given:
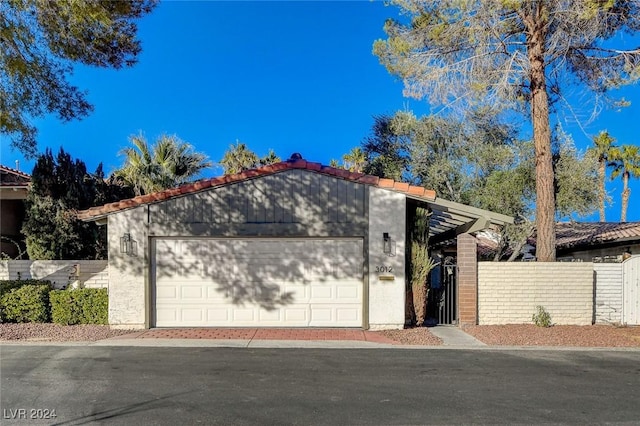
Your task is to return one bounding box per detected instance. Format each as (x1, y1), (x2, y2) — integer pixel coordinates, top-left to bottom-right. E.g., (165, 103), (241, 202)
(153, 238), (363, 327)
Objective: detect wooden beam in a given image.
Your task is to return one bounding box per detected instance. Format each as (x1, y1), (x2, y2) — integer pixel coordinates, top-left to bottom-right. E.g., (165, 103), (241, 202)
(429, 216), (490, 246)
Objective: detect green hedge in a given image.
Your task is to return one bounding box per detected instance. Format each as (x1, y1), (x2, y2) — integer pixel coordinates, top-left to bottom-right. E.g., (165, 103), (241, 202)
(0, 284), (52, 323)
(0, 279), (52, 297)
(50, 288), (108, 325)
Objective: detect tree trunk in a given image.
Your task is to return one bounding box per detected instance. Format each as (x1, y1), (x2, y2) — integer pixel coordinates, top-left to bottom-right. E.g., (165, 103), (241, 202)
(525, 4), (556, 262)
(621, 172), (630, 222)
(598, 160), (606, 222)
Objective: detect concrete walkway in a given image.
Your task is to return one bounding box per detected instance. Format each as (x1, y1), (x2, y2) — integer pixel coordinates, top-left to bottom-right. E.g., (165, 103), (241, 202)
(86, 326), (486, 348)
(428, 325), (486, 347)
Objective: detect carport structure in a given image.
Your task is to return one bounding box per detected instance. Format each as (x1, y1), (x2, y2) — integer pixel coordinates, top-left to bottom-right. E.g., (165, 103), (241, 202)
(79, 155), (512, 330)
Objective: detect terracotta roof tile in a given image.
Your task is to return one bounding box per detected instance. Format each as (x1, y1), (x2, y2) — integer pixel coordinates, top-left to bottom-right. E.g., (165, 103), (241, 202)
(553, 222), (640, 249)
(407, 186), (425, 197)
(307, 162), (322, 171)
(393, 182), (410, 192)
(77, 158), (439, 220)
(357, 175), (379, 185)
(378, 178), (395, 188)
(334, 168), (351, 179)
(193, 180), (212, 191)
(288, 159), (307, 169)
(180, 183), (197, 194)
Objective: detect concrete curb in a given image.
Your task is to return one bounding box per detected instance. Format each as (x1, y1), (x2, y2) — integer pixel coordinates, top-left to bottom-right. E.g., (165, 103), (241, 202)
(3, 339), (640, 351)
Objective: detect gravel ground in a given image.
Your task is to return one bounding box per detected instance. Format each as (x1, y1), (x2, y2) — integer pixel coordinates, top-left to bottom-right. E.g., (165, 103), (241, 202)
(463, 324), (640, 347)
(378, 327), (443, 345)
(0, 323), (136, 342)
(1, 323), (639, 347)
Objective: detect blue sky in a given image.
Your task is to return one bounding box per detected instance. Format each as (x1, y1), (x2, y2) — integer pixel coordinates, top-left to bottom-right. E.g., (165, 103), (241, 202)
(1, 1), (639, 222)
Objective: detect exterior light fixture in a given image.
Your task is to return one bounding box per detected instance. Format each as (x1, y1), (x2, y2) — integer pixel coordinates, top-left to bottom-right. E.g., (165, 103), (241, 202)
(383, 232), (391, 254)
(120, 233), (137, 257)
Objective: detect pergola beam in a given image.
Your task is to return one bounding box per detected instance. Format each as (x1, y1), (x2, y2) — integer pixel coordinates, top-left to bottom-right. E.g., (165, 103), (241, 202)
(429, 216), (490, 245)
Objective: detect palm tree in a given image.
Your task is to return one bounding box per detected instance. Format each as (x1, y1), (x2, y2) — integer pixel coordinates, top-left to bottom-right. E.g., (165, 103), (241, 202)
(609, 145), (640, 222)
(589, 131), (616, 222)
(115, 134), (211, 196)
(219, 141), (259, 175)
(342, 147), (367, 173)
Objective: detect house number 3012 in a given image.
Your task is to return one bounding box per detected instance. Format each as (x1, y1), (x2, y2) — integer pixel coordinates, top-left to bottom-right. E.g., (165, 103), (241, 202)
(375, 265), (393, 273)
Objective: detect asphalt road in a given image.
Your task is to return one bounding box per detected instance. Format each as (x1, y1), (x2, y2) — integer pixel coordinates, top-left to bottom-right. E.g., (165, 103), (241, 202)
(1, 346), (640, 425)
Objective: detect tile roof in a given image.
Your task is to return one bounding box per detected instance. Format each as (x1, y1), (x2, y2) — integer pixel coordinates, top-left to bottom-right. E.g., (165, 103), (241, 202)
(78, 158), (437, 221)
(475, 222), (640, 257)
(553, 221), (640, 249)
(0, 165), (31, 187)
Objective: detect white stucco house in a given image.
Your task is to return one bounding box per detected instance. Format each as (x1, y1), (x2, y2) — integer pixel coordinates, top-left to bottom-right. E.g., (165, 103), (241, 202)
(79, 155), (511, 330)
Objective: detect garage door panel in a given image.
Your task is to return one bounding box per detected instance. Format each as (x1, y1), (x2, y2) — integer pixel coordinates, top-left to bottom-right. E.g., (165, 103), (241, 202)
(207, 308), (230, 322)
(154, 238), (363, 327)
(284, 308), (308, 322)
(181, 286), (203, 299)
(258, 309), (281, 322)
(336, 285), (360, 300)
(233, 309), (256, 322)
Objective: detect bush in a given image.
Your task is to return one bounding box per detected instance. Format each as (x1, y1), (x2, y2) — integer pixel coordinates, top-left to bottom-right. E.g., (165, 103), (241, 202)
(532, 305), (552, 327)
(0, 284), (52, 323)
(50, 288), (108, 325)
(0, 279), (51, 297)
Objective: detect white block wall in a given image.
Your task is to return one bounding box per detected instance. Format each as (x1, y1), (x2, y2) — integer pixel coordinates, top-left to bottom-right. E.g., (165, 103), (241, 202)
(478, 262), (594, 325)
(0, 260), (109, 289)
(594, 263), (623, 324)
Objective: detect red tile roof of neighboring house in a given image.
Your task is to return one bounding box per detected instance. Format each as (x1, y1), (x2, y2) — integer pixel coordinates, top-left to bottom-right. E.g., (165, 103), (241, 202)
(78, 158), (437, 221)
(475, 221), (640, 258)
(553, 221), (640, 249)
(0, 165), (31, 187)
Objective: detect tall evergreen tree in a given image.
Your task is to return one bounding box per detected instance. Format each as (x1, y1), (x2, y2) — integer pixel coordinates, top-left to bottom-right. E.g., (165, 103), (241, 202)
(22, 148), (131, 259)
(1, 0), (156, 157)
(374, 0), (640, 260)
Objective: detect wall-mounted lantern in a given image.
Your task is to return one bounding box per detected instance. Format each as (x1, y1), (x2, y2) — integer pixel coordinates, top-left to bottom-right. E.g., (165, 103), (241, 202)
(383, 232), (392, 254)
(120, 233), (137, 257)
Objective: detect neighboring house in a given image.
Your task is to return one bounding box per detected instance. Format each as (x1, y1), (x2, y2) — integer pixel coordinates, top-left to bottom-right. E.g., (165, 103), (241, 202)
(554, 222), (640, 262)
(79, 154), (512, 330)
(0, 165), (31, 259)
(473, 222), (640, 262)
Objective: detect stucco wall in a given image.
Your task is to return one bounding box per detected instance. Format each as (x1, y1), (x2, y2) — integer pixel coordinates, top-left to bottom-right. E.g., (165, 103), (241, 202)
(367, 187), (405, 330)
(478, 262), (594, 325)
(594, 263), (623, 324)
(108, 206), (149, 329)
(0, 260), (108, 289)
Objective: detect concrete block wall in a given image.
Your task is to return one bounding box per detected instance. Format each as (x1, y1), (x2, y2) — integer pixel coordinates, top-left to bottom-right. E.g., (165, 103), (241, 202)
(593, 263), (623, 324)
(0, 260), (109, 289)
(478, 262), (594, 325)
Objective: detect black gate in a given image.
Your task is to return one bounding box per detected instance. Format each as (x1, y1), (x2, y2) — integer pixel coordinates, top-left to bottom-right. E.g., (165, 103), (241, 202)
(427, 258), (458, 325)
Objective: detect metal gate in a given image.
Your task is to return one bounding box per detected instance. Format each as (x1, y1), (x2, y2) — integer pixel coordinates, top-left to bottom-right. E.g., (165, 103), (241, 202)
(623, 255), (640, 325)
(427, 257), (458, 325)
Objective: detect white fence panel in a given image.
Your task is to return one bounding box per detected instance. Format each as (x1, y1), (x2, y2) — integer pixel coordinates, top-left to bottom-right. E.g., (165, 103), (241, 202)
(0, 260), (109, 289)
(623, 256), (640, 325)
(594, 263), (623, 324)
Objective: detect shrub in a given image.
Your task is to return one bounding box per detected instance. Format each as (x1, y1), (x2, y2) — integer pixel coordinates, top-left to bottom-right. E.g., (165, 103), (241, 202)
(532, 305), (552, 327)
(0, 284), (52, 323)
(0, 279), (51, 297)
(50, 288), (108, 325)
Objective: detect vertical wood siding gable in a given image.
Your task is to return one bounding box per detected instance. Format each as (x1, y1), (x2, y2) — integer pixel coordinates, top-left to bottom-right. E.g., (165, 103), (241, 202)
(148, 170), (366, 226)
